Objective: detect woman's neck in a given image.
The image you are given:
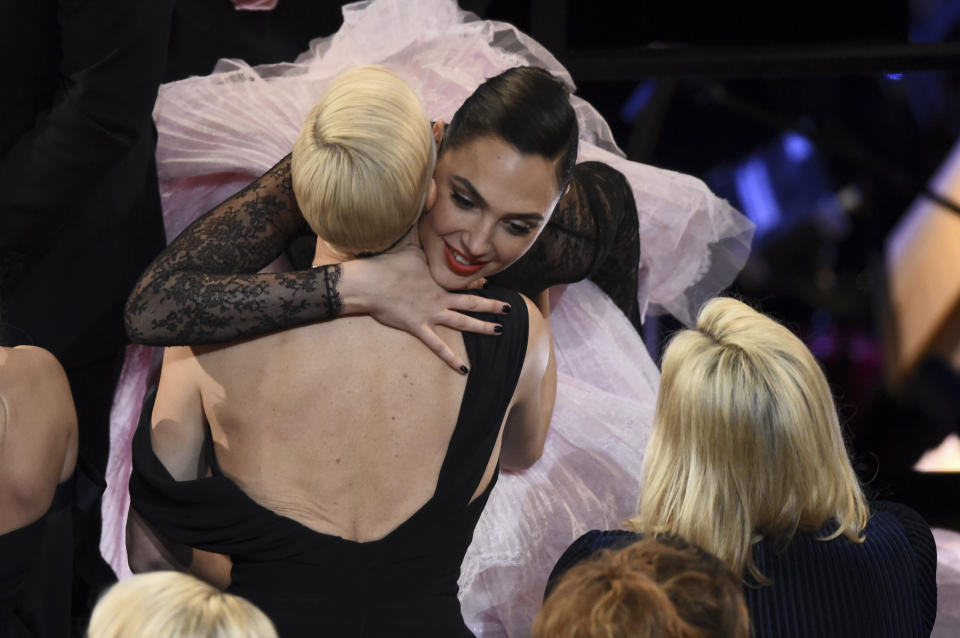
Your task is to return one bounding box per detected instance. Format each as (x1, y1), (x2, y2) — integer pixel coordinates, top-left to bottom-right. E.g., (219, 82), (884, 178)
(311, 239), (348, 267)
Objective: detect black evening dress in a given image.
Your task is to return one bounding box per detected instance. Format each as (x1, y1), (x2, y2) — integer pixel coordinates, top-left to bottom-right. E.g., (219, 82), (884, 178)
(130, 288), (528, 637)
(0, 477), (73, 638)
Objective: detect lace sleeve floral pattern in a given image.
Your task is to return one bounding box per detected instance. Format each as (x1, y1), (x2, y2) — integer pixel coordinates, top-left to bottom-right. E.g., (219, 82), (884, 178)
(124, 155), (344, 345)
(125, 157), (641, 345)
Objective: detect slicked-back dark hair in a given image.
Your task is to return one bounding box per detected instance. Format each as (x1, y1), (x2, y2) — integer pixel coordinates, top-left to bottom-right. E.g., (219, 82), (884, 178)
(441, 66), (578, 192)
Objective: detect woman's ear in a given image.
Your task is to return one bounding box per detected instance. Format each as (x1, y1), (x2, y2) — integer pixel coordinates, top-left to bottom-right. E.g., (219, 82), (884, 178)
(424, 178), (438, 211)
(432, 120), (445, 151)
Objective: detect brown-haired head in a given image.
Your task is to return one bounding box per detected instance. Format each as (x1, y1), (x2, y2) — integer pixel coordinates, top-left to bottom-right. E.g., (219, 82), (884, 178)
(533, 536), (750, 638)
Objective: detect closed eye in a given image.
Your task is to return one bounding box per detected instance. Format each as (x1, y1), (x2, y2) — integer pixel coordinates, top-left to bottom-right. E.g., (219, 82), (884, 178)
(452, 192), (475, 209)
(505, 220), (535, 235)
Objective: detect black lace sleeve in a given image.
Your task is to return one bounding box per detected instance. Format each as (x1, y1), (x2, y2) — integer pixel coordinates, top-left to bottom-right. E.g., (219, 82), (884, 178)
(488, 161), (642, 333)
(124, 154), (343, 346)
(126, 157), (642, 345)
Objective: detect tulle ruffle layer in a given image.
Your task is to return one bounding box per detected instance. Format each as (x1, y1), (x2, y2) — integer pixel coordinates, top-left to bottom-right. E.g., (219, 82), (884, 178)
(153, 0), (753, 325)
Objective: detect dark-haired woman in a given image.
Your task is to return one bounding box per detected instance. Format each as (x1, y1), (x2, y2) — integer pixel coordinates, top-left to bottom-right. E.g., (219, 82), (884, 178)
(0, 343), (77, 637)
(107, 1), (752, 634)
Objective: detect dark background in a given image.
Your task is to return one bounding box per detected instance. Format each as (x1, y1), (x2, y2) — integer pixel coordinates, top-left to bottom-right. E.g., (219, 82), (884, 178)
(164, 0), (960, 529)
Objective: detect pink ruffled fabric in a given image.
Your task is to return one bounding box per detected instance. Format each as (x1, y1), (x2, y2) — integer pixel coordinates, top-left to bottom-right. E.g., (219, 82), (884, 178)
(102, 344), (158, 580)
(105, 1), (752, 635)
(232, 0), (278, 11)
(152, 0), (754, 325)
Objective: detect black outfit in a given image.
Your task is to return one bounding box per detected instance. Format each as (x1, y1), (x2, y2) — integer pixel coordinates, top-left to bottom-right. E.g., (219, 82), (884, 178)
(547, 501), (938, 638)
(124, 155), (641, 345)
(0, 0), (173, 626)
(131, 287), (528, 637)
(0, 478), (74, 638)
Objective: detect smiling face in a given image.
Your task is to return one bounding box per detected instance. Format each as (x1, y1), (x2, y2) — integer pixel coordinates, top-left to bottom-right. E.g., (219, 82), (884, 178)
(419, 135), (564, 290)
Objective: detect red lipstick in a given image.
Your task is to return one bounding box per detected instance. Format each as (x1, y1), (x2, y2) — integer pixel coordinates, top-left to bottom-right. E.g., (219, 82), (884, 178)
(442, 242), (488, 277)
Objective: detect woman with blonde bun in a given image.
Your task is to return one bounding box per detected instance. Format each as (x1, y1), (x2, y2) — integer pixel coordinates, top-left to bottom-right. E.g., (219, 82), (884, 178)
(87, 571), (277, 638)
(550, 297), (938, 638)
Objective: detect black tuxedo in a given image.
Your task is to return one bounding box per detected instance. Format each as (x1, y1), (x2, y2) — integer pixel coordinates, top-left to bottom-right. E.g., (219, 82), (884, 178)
(1, 0), (171, 367)
(0, 0), (173, 632)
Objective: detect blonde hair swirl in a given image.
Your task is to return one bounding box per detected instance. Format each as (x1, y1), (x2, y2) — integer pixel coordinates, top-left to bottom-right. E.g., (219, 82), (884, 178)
(291, 65), (435, 257)
(630, 297), (869, 581)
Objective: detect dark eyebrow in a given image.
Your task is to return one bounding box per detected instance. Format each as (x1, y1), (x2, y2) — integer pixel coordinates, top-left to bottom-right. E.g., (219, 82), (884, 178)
(451, 176), (488, 209)
(503, 212), (545, 222)
(451, 176), (545, 221)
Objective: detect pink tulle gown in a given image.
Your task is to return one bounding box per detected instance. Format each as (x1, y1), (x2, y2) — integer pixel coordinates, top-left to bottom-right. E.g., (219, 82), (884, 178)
(102, 1), (756, 636)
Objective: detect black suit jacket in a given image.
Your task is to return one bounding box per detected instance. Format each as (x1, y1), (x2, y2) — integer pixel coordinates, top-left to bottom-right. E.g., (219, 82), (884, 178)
(0, 0), (173, 365)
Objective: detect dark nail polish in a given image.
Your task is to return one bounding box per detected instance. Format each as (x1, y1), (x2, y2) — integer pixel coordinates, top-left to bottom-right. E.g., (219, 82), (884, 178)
(502, 305), (511, 314)
(494, 325), (504, 334)
(460, 365), (469, 374)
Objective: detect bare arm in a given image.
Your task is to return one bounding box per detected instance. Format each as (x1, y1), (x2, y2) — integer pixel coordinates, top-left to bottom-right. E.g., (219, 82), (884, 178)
(127, 347), (232, 587)
(499, 291), (557, 471)
(126, 507), (232, 589)
(124, 154), (508, 372)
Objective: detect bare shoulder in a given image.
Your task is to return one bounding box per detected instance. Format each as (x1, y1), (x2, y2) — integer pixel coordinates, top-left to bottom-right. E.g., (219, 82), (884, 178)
(510, 293), (551, 405)
(9, 345), (69, 384)
(3, 346), (75, 428)
(0, 347), (77, 532)
(498, 292), (557, 471)
(518, 294), (549, 365)
(11, 345), (77, 438)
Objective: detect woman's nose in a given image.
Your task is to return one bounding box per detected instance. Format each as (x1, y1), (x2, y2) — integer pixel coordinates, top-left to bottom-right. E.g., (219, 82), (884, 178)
(464, 221), (494, 259)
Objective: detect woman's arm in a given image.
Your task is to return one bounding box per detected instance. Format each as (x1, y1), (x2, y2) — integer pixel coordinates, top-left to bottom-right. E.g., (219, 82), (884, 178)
(499, 292), (557, 471)
(124, 154), (508, 372)
(124, 156), (332, 345)
(126, 507), (232, 590)
(126, 506), (190, 573)
(127, 346), (204, 573)
(127, 347), (233, 587)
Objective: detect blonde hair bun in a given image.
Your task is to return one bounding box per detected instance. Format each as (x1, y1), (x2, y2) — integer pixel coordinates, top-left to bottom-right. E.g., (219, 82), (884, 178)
(291, 65), (436, 257)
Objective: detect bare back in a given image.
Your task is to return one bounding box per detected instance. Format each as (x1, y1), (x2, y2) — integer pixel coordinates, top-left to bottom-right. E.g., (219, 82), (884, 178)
(0, 346), (77, 534)
(160, 317), (501, 543)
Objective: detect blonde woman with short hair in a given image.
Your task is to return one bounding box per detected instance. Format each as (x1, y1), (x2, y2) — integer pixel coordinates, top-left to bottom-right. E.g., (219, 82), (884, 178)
(291, 65), (436, 258)
(87, 572), (277, 638)
(549, 298), (938, 637)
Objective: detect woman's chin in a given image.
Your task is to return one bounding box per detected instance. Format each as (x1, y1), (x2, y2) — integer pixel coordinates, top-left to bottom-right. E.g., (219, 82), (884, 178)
(430, 263), (480, 291)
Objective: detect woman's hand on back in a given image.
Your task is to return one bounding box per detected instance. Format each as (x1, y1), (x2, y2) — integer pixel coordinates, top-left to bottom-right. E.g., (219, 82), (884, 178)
(339, 241), (508, 374)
